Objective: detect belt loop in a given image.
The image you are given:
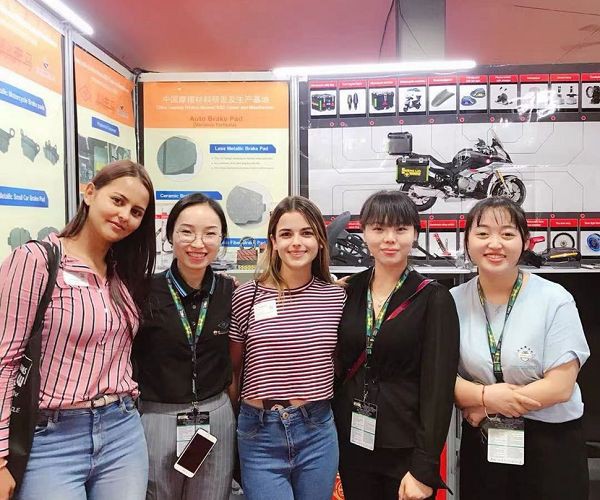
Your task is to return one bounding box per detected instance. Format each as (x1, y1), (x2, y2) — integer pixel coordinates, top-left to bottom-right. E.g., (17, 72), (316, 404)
(258, 408), (264, 425)
(299, 405), (310, 420)
(50, 409), (60, 423)
(118, 393), (125, 410)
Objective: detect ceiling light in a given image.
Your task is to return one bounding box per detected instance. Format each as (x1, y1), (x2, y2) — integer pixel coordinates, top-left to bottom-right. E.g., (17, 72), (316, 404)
(37, 0), (93, 35)
(273, 60), (477, 78)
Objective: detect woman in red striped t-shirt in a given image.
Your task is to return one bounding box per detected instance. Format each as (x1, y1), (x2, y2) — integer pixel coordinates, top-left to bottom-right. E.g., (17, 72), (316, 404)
(0, 161), (155, 500)
(229, 196), (346, 500)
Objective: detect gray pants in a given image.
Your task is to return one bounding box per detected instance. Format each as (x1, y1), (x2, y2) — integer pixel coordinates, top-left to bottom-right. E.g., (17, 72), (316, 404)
(140, 392), (235, 500)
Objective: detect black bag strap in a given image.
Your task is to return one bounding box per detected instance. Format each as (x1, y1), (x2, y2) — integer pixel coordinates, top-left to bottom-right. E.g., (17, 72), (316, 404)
(238, 281), (259, 400)
(29, 241), (61, 340)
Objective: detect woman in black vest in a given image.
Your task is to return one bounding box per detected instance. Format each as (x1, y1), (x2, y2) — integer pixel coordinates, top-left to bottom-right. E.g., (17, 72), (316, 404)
(133, 193), (235, 500)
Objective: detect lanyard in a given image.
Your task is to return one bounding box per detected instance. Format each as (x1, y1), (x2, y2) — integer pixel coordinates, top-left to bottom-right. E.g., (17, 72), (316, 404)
(477, 271), (523, 383)
(365, 267), (410, 357)
(166, 270), (210, 346)
(166, 270), (210, 403)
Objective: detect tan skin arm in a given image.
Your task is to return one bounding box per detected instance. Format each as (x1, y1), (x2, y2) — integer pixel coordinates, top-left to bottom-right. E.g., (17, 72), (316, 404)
(228, 340), (244, 410)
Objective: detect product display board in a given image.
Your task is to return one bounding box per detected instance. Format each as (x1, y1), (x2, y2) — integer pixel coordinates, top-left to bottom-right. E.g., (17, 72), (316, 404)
(0, 0), (66, 259)
(142, 81), (289, 271)
(301, 64), (600, 260)
(74, 46), (136, 188)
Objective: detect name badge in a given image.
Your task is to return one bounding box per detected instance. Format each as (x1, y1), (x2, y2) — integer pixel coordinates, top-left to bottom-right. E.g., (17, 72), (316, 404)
(254, 300), (278, 320)
(63, 271), (89, 287)
(350, 399), (377, 451)
(176, 411), (210, 457)
(486, 417), (524, 466)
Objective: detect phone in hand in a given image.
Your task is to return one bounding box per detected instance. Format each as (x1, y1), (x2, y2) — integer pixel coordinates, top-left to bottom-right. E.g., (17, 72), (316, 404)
(173, 428), (217, 477)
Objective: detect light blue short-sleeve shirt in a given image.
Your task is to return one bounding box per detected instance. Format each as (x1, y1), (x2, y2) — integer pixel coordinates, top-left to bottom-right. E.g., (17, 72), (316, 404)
(451, 273), (590, 423)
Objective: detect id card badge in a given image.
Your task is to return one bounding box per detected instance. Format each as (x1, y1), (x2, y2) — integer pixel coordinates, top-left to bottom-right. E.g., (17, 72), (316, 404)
(487, 417), (525, 466)
(254, 300), (277, 321)
(176, 411), (210, 456)
(350, 399), (377, 451)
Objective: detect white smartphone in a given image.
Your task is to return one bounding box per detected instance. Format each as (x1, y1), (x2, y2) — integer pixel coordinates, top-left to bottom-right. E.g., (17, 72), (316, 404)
(173, 427), (217, 477)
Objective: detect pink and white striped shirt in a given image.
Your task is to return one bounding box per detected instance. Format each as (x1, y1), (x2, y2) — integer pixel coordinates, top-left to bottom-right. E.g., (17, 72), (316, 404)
(0, 233), (139, 457)
(230, 277), (346, 401)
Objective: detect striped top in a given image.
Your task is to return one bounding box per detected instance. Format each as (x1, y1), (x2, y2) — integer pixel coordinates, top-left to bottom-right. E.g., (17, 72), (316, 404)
(0, 233), (139, 457)
(230, 277), (346, 401)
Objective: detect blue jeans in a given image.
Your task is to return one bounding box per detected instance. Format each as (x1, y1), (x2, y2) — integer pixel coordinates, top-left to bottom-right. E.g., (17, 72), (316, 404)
(237, 400), (338, 500)
(17, 396), (148, 500)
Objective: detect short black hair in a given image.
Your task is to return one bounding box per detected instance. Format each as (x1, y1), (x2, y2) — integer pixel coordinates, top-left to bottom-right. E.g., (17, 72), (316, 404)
(166, 193), (228, 244)
(359, 190), (420, 233)
(464, 197), (529, 258)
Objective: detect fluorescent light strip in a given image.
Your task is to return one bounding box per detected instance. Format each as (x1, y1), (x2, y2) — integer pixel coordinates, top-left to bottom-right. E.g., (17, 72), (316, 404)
(273, 60), (477, 78)
(37, 0), (94, 35)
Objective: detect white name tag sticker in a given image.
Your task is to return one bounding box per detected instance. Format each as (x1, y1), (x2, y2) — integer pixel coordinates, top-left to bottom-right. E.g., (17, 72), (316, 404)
(63, 271), (89, 287)
(254, 300), (278, 320)
(487, 427), (525, 465)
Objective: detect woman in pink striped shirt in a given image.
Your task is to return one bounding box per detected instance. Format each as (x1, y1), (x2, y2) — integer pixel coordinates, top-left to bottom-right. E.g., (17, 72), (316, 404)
(229, 196), (346, 500)
(0, 161), (155, 500)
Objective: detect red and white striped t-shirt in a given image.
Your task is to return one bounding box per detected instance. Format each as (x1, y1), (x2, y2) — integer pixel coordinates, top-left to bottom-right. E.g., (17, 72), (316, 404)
(230, 277), (346, 401)
(0, 234), (139, 457)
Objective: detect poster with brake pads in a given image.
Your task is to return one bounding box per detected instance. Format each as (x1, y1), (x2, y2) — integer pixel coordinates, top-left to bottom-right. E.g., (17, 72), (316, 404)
(0, 0), (67, 260)
(143, 81), (290, 271)
(397, 77), (426, 114)
(428, 76), (457, 112)
(310, 80), (337, 117)
(549, 73), (579, 110)
(581, 73), (600, 109)
(459, 75), (488, 112)
(339, 80), (366, 116)
(368, 78), (397, 115)
(489, 75), (518, 111)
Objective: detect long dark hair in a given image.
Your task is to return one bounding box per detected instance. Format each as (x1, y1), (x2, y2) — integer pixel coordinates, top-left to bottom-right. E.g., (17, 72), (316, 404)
(257, 196), (332, 290)
(60, 160), (156, 329)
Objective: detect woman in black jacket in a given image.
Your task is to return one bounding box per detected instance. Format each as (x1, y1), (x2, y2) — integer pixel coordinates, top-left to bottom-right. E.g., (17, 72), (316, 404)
(333, 190), (460, 500)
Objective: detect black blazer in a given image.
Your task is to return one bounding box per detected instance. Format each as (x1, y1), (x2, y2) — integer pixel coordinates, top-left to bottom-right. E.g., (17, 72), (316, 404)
(333, 268), (459, 488)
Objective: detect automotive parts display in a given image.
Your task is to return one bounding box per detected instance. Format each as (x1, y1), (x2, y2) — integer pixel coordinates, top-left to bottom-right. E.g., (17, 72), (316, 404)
(586, 233), (600, 252)
(157, 136), (197, 175)
(431, 88), (455, 107)
(7, 227), (31, 250)
(326, 211), (372, 267)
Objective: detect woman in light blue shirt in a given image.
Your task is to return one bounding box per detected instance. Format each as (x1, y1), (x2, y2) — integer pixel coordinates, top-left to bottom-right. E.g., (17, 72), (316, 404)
(452, 197), (589, 500)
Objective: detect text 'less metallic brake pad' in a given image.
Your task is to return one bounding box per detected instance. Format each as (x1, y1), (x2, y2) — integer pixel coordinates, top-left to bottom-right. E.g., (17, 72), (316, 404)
(226, 186), (266, 225)
(431, 88), (455, 107)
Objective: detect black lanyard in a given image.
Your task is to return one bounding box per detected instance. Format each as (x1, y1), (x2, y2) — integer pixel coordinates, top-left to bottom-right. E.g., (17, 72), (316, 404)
(477, 271), (524, 383)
